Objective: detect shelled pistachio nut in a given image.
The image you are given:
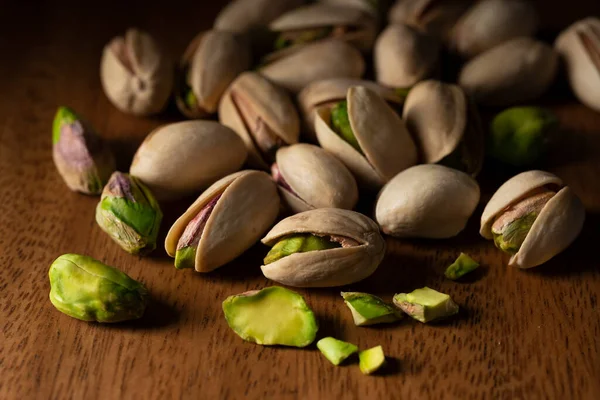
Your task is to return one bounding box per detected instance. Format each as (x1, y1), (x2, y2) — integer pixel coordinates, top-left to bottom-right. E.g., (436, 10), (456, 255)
(376, 164), (480, 238)
(100, 28), (173, 116)
(130, 121), (247, 201)
(219, 72), (299, 169)
(480, 170), (585, 269)
(402, 80), (484, 176)
(261, 208), (385, 287)
(374, 24), (440, 89)
(459, 38), (558, 106)
(176, 30), (251, 118)
(49, 254), (148, 322)
(214, 0), (305, 33)
(389, 0), (472, 39)
(317, 337), (359, 366)
(341, 292), (401, 326)
(272, 144), (358, 213)
(165, 170), (279, 272)
(95, 172), (162, 255)
(555, 17), (600, 113)
(393, 287), (459, 323)
(315, 86), (417, 189)
(450, 0), (538, 58)
(52, 106), (115, 195)
(259, 40), (365, 93)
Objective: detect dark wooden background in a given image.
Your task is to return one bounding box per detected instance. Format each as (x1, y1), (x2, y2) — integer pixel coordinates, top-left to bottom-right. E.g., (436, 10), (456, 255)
(1, 1), (600, 399)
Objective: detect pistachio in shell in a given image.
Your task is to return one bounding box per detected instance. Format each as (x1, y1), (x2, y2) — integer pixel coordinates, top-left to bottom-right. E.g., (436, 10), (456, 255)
(388, 0), (472, 39)
(480, 170), (585, 269)
(52, 106), (115, 195)
(129, 121), (247, 202)
(214, 0), (305, 33)
(165, 170), (280, 272)
(261, 208), (385, 287)
(100, 28), (173, 116)
(219, 72), (299, 169)
(375, 164), (480, 238)
(315, 85), (417, 189)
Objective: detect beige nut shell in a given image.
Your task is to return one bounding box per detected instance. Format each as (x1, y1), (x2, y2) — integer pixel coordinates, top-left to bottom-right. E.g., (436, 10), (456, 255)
(214, 0), (304, 33)
(261, 208), (385, 287)
(130, 121), (247, 201)
(375, 164), (480, 238)
(166, 170), (280, 272)
(276, 144), (358, 213)
(389, 0), (472, 39)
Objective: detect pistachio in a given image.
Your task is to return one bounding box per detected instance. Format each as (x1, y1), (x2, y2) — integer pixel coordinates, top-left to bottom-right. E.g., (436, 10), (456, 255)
(52, 106), (115, 195)
(261, 208), (385, 287)
(341, 292), (401, 326)
(359, 346), (386, 375)
(389, 0), (472, 39)
(100, 28), (173, 116)
(444, 252), (479, 280)
(222, 286), (318, 347)
(480, 170), (586, 268)
(214, 0), (304, 33)
(264, 233), (341, 264)
(450, 0), (539, 58)
(402, 80), (484, 176)
(259, 40), (365, 93)
(555, 17), (600, 112)
(393, 287), (459, 323)
(219, 72), (299, 169)
(130, 121), (247, 201)
(459, 37), (558, 106)
(95, 172), (162, 255)
(315, 86), (417, 189)
(165, 170), (280, 272)
(375, 164), (480, 238)
(49, 254), (148, 323)
(273, 144), (358, 213)
(176, 30), (251, 118)
(374, 24), (440, 89)
(317, 337), (359, 366)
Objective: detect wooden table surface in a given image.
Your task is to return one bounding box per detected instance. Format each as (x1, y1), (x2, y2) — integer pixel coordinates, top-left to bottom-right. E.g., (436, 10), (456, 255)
(2, 1), (600, 399)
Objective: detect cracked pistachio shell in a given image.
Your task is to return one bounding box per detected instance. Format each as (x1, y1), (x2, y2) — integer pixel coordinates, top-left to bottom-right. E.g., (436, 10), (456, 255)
(403, 80), (484, 176)
(165, 170), (280, 272)
(259, 40), (365, 93)
(450, 0), (538, 58)
(376, 164), (480, 238)
(261, 208), (385, 287)
(100, 28), (173, 116)
(389, 0), (472, 39)
(480, 170), (585, 269)
(315, 86), (417, 189)
(459, 37), (558, 106)
(275, 144), (358, 213)
(176, 30), (251, 118)
(555, 17), (600, 113)
(374, 24), (440, 88)
(214, 0), (305, 33)
(130, 121), (247, 201)
(219, 72), (299, 169)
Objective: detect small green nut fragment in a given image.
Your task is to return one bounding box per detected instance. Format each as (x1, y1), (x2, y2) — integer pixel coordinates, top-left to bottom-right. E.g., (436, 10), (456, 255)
(222, 286), (318, 347)
(263, 234), (341, 265)
(317, 337), (359, 366)
(444, 253), (480, 280)
(393, 287), (459, 323)
(489, 106), (558, 167)
(394, 87), (411, 100)
(96, 172), (163, 255)
(341, 292), (401, 326)
(359, 345), (386, 375)
(48, 254), (148, 323)
(331, 101), (362, 153)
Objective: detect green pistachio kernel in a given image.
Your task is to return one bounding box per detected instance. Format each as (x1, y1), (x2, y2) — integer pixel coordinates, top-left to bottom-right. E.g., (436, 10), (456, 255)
(444, 253), (480, 280)
(331, 101), (362, 153)
(341, 292), (401, 326)
(317, 337), (359, 366)
(359, 345), (386, 375)
(393, 287), (459, 323)
(274, 27), (332, 50)
(263, 234), (341, 265)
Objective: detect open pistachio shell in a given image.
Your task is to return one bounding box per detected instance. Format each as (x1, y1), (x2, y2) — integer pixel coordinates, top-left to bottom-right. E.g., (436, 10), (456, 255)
(165, 170), (279, 272)
(274, 144), (358, 213)
(459, 37), (558, 106)
(374, 24), (440, 88)
(219, 72), (299, 169)
(130, 121), (247, 201)
(389, 0), (472, 39)
(376, 164), (480, 238)
(214, 0), (305, 33)
(100, 28), (173, 116)
(261, 208), (385, 287)
(555, 17), (600, 113)
(259, 40), (365, 93)
(315, 86), (417, 189)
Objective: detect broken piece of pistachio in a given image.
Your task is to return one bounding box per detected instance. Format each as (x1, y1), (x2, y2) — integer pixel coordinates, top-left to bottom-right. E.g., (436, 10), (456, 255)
(358, 345), (386, 375)
(317, 337), (359, 366)
(444, 253), (479, 280)
(393, 287), (459, 323)
(341, 292), (401, 326)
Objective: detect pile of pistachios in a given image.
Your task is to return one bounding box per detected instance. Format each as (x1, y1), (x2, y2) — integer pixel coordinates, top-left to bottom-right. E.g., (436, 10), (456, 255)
(49, 0), (594, 372)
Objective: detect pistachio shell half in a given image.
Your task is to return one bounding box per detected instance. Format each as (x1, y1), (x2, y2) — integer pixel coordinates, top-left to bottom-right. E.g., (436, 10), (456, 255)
(261, 208), (385, 287)
(100, 28), (173, 116)
(375, 164), (480, 238)
(389, 0), (472, 39)
(214, 0), (305, 33)
(130, 121), (247, 201)
(165, 170), (280, 272)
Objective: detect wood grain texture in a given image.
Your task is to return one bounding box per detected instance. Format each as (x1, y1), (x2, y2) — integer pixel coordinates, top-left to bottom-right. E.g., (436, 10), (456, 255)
(1, 1), (600, 399)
